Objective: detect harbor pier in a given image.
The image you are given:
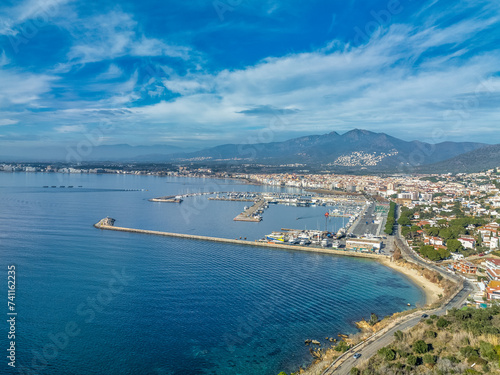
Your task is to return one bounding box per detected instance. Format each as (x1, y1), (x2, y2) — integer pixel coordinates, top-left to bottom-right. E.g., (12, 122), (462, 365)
(233, 198), (267, 222)
(94, 218), (387, 260)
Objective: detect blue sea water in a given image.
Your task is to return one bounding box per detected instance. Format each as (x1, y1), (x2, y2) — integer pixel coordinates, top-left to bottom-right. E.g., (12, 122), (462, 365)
(0, 173), (424, 375)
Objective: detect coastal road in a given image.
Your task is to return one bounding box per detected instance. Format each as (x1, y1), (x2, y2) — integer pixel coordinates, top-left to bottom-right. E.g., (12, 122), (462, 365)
(331, 280), (472, 375)
(325, 205), (472, 374)
(332, 280), (472, 375)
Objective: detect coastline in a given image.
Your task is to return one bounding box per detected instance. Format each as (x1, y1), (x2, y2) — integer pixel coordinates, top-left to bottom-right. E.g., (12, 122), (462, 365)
(297, 258), (445, 375)
(377, 258), (444, 306)
(94, 220), (445, 374)
(96, 219), (441, 306)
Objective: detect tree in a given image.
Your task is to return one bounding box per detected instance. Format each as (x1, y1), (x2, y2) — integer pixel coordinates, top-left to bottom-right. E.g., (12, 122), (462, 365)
(398, 215), (411, 226)
(410, 225), (421, 233)
(427, 227), (440, 236)
(439, 228), (453, 240)
(438, 247), (451, 259)
(413, 340), (430, 354)
(447, 239), (463, 253)
(437, 219), (449, 228)
(402, 226), (411, 237)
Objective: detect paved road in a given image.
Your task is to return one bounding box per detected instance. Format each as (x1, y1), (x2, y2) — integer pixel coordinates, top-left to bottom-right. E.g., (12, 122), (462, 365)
(350, 202), (380, 237)
(325, 205), (473, 375)
(332, 279), (472, 375)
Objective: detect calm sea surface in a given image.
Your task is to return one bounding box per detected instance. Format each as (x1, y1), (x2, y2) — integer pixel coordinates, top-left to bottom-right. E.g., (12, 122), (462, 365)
(0, 173), (424, 375)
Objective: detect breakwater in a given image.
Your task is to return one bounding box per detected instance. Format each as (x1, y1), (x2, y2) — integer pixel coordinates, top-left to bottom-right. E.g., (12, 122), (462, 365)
(94, 219), (387, 260)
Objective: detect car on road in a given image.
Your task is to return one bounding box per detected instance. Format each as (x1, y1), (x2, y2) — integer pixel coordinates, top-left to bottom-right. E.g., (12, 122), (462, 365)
(353, 353), (362, 359)
(421, 314), (429, 318)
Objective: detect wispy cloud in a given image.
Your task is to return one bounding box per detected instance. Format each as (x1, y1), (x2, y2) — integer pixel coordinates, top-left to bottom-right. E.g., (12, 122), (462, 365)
(0, 119), (18, 126)
(55, 124), (86, 133)
(0, 0), (499, 149)
(0, 68), (57, 107)
(66, 10), (190, 65)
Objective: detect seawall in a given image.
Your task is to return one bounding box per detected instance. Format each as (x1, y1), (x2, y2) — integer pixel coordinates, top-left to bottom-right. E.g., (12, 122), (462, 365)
(94, 222), (387, 260)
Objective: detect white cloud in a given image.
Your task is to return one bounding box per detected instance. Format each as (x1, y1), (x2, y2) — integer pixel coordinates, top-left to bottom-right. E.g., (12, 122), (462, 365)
(0, 50), (10, 66)
(2, 0), (499, 147)
(96, 64), (124, 80)
(0, 68), (56, 107)
(0, 0), (71, 36)
(0, 119), (18, 126)
(55, 125), (86, 133)
(129, 15), (500, 144)
(66, 11), (190, 64)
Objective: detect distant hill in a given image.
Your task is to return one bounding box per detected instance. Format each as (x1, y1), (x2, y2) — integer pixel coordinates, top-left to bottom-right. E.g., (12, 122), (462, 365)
(167, 129), (487, 170)
(0, 144), (191, 162)
(1, 130), (491, 171)
(417, 144), (500, 173)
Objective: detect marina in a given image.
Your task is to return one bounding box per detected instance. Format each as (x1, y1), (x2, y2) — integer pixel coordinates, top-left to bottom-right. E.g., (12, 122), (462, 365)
(151, 190), (369, 227)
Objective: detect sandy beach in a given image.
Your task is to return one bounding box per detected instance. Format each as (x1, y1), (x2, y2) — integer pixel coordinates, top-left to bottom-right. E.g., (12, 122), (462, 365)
(378, 258), (444, 306)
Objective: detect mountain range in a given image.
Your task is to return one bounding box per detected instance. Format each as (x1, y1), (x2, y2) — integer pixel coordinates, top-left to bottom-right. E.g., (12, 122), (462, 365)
(167, 129), (492, 172)
(417, 144), (500, 174)
(2, 129), (498, 173)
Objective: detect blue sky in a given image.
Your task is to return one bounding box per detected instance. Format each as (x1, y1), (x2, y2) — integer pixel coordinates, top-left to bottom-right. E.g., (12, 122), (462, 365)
(0, 0), (499, 153)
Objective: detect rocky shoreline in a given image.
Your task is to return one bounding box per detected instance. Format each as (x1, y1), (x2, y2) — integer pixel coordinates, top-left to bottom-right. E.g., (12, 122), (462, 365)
(294, 253), (450, 375)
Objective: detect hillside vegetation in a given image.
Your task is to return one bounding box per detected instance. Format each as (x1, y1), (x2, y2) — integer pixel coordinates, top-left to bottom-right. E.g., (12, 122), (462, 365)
(351, 306), (500, 375)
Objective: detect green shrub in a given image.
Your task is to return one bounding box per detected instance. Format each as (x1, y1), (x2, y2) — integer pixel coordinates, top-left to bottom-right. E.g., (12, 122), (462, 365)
(446, 355), (460, 364)
(350, 368), (360, 375)
(460, 346), (479, 358)
(464, 369), (481, 375)
(414, 340), (430, 354)
(436, 317), (450, 328)
(425, 319), (433, 325)
(479, 341), (499, 361)
(335, 341), (349, 352)
(397, 349), (409, 358)
(423, 353), (437, 365)
(394, 330), (404, 341)
(391, 363), (405, 370)
(467, 355), (487, 366)
(369, 313), (379, 326)
(425, 330), (437, 339)
(378, 347), (396, 361)
(430, 315), (438, 319)
(407, 355), (418, 366)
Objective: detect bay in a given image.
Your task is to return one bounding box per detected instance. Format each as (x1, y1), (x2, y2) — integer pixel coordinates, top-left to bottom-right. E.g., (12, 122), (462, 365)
(0, 172), (424, 375)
